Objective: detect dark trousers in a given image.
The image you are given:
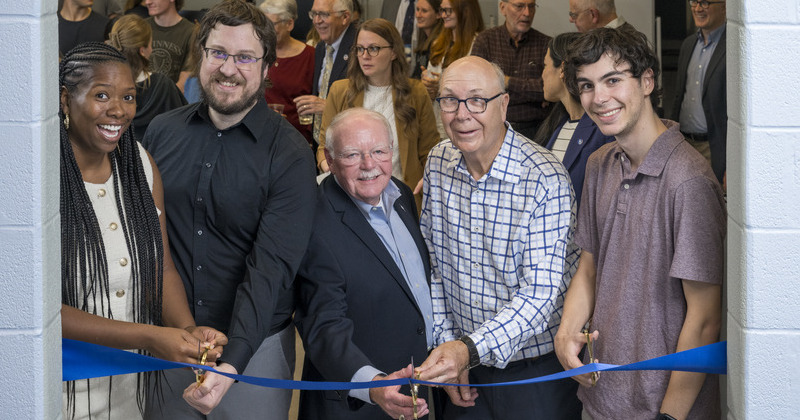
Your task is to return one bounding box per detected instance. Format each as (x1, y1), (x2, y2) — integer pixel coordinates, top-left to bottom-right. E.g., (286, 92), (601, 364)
(439, 351), (581, 420)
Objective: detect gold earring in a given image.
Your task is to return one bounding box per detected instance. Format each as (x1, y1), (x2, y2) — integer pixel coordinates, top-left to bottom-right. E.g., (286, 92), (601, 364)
(64, 114), (70, 130)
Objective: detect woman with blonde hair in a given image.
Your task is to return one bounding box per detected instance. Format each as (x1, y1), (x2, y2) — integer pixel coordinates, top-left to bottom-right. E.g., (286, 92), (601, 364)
(107, 14), (187, 140)
(317, 18), (439, 209)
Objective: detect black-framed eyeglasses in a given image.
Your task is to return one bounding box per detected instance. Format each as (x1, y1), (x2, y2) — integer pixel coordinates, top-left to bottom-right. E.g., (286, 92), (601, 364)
(435, 92), (506, 114)
(568, 9), (589, 20)
(203, 48), (263, 67)
(335, 146), (394, 166)
(308, 10), (347, 20)
(504, 1), (538, 13)
(438, 7), (453, 17)
(688, 0), (724, 8)
(355, 45), (393, 57)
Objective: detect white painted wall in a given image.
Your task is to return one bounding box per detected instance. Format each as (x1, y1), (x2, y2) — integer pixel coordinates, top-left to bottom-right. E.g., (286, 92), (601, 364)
(726, 0), (800, 418)
(0, 0), (62, 418)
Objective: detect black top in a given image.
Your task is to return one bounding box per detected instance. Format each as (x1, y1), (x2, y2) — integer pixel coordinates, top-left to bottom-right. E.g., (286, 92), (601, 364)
(142, 99), (317, 372)
(133, 72), (187, 142)
(58, 11), (112, 56)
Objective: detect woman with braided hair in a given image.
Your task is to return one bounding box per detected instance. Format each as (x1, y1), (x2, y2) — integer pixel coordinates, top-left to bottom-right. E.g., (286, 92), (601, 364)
(59, 42), (227, 419)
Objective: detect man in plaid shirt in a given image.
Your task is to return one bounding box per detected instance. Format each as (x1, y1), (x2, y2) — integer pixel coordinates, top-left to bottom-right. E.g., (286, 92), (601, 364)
(416, 56), (581, 419)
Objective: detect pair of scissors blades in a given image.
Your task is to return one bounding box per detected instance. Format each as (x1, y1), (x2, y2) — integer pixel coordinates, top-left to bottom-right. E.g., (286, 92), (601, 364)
(409, 357), (420, 419)
(582, 329), (598, 386)
(195, 341), (209, 384)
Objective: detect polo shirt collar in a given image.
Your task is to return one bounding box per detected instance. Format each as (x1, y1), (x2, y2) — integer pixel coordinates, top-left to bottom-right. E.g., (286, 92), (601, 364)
(625, 119), (684, 178)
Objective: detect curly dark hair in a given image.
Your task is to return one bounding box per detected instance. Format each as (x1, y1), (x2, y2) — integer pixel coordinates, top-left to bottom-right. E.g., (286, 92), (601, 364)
(563, 26), (661, 109)
(59, 41), (163, 418)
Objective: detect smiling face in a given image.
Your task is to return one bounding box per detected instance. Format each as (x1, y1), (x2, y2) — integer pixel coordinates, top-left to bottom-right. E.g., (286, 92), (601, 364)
(312, 0), (350, 44)
(440, 0), (457, 29)
(326, 114), (394, 206)
(416, 0), (440, 30)
(61, 61), (136, 157)
(576, 53), (653, 141)
(692, 0), (726, 33)
(199, 23), (268, 118)
(439, 57), (509, 164)
(356, 30), (395, 86)
(500, 0), (535, 38)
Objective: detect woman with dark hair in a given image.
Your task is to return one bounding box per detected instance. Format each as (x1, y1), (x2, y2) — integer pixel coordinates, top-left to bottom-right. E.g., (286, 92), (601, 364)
(107, 14), (187, 141)
(411, 0), (443, 79)
(533, 32), (614, 207)
(420, 0), (483, 138)
(316, 18), (439, 209)
(59, 42), (225, 419)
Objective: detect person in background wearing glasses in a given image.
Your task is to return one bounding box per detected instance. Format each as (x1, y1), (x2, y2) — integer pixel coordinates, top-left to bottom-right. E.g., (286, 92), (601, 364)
(141, 1), (317, 418)
(261, 0), (316, 145)
(294, 0), (356, 152)
(555, 28), (724, 420)
(471, 0), (550, 140)
(668, 0), (727, 190)
(316, 19), (439, 210)
(415, 56), (581, 419)
(568, 0), (632, 33)
(295, 108), (434, 420)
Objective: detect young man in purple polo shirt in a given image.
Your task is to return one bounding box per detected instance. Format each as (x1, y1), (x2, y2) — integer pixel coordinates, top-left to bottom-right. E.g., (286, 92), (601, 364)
(554, 28), (726, 420)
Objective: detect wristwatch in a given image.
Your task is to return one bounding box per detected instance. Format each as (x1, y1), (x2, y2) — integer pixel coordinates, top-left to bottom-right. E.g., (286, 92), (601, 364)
(655, 413), (677, 420)
(458, 335), (481, 369)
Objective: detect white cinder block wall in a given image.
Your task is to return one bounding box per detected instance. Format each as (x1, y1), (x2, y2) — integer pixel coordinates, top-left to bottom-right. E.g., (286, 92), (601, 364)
(727, 0), (800, 418)
(0, 0), (62, 418)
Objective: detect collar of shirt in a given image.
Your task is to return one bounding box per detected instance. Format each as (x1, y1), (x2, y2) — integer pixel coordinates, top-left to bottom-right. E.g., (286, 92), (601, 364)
(448, 122), (523, 184)
(187, 98), (270, 141)
(696, 22), (725, 47)
(503, 25), (532, 46)
(339, 176), (401, 219)
(604, 15), (627, 29)
(326, 26), (348, 58)
(614, 119), (684, 179)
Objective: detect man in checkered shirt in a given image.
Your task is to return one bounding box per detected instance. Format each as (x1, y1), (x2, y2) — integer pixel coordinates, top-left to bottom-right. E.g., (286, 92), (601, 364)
(415, 56), (581, 419)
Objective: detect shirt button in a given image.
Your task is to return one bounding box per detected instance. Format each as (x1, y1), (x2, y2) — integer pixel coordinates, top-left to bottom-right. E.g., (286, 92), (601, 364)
(116, 289), (125, 298)
(97, 189), (106, 197)
(217, 132), (222, 137)
(197, 196), (203, 202)
(109, 222), (118, 230)
(473, 300), (480, 306)
(578, 138), (584, 145)
(205, 162), (212, 168)
(417, 327), (424, 335)
(472, 262), (478, 268)
(197, 299), (204, 306)
(197, 229), (203, 236)
(119, 257), (128, 266)
(196, 265), (203, 271)
(623, 184), (630, 190)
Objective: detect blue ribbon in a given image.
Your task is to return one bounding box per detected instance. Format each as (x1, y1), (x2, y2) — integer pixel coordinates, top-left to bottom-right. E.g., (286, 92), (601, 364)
(62, 339), (726, 389)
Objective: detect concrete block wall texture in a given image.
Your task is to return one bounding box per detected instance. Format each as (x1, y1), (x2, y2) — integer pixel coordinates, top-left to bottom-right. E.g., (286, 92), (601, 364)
(728, 0), (800, 418)
(0, 0), (62, 418)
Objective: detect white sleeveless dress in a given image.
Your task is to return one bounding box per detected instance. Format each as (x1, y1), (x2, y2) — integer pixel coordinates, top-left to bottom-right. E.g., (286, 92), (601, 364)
(63, 143), (156, 420)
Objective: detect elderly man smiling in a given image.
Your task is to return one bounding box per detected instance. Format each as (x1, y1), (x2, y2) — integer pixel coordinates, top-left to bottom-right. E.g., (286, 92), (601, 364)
(416, 56), (581, 419)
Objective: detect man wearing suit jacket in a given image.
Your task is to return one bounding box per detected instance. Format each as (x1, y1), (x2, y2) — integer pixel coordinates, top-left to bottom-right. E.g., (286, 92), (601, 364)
(294, 0), (357, 152)
(295, 108), (434, 420)
(668, 0), (727, 185)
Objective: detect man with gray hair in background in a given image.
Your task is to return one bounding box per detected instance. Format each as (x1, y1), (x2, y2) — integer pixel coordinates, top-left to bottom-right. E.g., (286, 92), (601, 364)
(568, 0), (632, 32)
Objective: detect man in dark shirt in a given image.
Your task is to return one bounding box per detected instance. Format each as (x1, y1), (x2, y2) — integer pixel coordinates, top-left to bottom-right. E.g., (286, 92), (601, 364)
(141, 1), (316, 418)
(470, 0), (550, 140)
(59, 0), (112, 56)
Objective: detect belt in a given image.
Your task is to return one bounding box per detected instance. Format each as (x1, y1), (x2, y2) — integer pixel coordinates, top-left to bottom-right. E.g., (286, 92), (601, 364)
(681, 131), (708, 142)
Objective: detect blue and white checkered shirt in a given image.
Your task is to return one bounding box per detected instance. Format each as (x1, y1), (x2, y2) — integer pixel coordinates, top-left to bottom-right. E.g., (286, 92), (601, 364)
(421, 126), (579, 368)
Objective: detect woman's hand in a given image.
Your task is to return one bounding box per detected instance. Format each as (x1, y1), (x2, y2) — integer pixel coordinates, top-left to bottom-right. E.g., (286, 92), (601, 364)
(145, 326), (219, 365)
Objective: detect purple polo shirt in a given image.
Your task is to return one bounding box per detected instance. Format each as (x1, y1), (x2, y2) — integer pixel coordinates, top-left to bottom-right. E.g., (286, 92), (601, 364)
(575, 120), (725, 419)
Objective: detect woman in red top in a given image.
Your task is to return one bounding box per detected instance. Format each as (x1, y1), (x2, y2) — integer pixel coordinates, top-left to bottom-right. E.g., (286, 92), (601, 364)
(261, 0), (315, 144)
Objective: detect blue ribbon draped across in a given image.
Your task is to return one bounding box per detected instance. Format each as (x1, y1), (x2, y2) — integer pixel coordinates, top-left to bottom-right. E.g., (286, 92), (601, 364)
(62, 339), (726, 390)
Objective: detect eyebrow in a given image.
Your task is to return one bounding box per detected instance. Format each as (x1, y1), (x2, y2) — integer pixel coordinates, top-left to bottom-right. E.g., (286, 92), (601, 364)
(206, 45), (260, 56)
(576, 69), (631, 84)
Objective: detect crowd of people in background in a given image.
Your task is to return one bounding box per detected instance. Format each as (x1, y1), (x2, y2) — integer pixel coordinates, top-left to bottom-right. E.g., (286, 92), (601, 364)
(58, 0), (728, 419)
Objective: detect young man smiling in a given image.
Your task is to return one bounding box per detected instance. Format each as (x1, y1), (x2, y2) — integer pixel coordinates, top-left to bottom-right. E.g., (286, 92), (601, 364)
(555, 28), (726, 420)
(142, 1), (316, 418)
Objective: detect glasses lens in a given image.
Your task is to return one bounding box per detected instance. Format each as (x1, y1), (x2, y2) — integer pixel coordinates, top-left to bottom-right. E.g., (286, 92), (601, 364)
(466, 98), (487, 113)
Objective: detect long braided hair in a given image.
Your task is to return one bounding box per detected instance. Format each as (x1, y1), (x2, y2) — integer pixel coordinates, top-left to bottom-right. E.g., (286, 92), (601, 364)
(60, 42), (164, 418)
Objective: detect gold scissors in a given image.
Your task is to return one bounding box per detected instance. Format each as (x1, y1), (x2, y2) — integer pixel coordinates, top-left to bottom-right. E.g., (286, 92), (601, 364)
(582, 329), (598, 386)
(195, 341), (210, 385)
(410, 357), (420, 419)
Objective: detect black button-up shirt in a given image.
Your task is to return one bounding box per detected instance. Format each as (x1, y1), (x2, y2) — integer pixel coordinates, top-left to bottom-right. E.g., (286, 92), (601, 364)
(143, 99), (316, 372)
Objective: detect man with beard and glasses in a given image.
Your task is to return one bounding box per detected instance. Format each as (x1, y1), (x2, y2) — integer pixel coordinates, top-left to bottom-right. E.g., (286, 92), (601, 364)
(141, 1), (317, 418)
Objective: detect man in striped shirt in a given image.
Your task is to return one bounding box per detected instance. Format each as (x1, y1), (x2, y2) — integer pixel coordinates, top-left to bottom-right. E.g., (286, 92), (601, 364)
(416, 56), (581, 419)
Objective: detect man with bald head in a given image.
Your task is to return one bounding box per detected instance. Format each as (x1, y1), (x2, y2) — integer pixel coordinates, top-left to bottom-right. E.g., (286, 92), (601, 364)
(416, 56), (581, 419)
(568, 0), (631, 32)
